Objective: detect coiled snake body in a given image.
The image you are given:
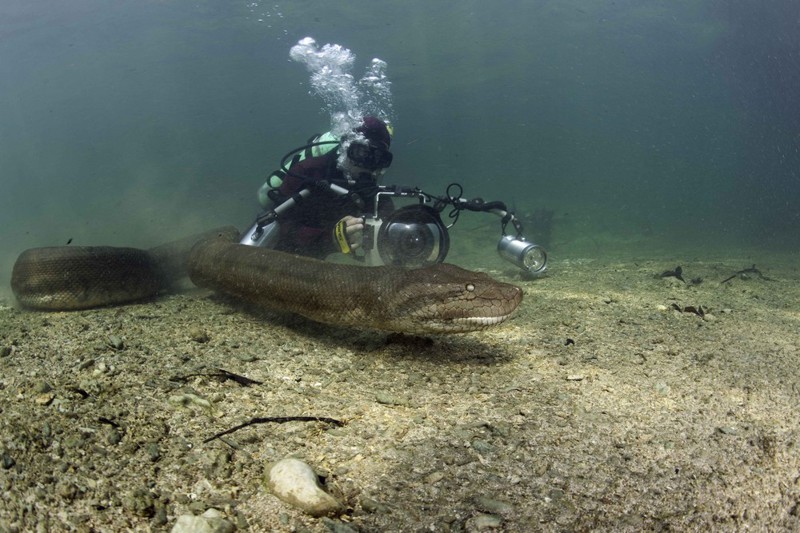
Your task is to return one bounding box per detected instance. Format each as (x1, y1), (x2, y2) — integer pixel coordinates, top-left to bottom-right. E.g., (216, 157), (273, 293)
(10, 228), (522, 334)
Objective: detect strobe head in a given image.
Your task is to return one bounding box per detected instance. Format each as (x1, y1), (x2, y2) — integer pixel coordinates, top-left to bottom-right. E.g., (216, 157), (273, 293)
(376, 205), (449, 267)
(497, 235), (547, 274)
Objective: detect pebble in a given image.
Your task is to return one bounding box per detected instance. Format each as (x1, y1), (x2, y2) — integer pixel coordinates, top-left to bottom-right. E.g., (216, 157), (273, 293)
(122, 487), (154, 517)
(35, 392), (56, 406)
(474, 496), (514, 515)
(92, 361), (110, 377)
(425, 470), (445, 484)
(471, 439), (495, 454)
(1, 453), (15, 470)
(107, 335), (124, 350)
(465, 513), (502, 531)
(171, 508), (234, 533)
(106, 428), (123, 445)
(189, 328), (210, 343)
(654, 382), (671, 396)
(375, 392), (409, 406)
(146, 442), (161, 462)
(266, 457), (343, 517)
(360, 496), (389, 513)
(34, 381), (53, 394)
(168, 393), (212, 411)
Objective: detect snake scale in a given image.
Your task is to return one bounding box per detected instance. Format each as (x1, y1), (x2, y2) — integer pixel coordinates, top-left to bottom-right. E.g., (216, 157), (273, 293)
(10, 228), (522, 334)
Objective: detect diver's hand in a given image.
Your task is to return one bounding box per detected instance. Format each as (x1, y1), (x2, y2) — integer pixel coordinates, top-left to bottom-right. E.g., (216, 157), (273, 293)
(333, 216), (364, 253)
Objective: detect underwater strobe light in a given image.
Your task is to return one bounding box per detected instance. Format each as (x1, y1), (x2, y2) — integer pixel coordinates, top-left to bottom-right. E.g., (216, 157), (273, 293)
(497, 235), (548, 274)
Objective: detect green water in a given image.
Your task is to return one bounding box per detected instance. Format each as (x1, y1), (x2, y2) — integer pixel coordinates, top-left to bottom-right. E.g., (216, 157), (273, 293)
(1, 0), (798, 291)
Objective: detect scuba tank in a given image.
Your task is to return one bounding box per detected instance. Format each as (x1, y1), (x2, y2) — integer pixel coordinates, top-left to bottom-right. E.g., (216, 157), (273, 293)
(257, 131), (340, 208)
(246, 131), (341, 248)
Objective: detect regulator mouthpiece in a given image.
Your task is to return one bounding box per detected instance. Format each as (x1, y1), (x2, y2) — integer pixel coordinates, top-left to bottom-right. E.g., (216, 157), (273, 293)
(497, 235), (547, 274)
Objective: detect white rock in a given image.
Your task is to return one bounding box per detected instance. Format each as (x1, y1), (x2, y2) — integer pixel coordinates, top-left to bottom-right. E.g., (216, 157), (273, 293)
(171, 508), (234, 533)
(266, 457), (343, 517)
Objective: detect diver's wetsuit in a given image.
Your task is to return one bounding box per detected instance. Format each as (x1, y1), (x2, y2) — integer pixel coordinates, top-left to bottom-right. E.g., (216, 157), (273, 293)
(273, 151), (392, 259)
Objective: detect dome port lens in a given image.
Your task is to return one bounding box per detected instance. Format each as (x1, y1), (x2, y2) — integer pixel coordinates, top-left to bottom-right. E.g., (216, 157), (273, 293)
(377, 206), (449, 267)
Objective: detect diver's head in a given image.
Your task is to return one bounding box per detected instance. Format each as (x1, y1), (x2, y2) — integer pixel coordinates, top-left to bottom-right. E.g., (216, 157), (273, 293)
(339, 116), (393, 181)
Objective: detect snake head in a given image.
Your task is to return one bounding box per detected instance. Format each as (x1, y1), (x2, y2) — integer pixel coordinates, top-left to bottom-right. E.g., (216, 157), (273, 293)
(385, 263), (523, 334)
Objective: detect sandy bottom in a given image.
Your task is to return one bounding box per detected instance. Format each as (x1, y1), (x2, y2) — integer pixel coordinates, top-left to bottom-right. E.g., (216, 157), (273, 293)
(1, 248), (799, 531)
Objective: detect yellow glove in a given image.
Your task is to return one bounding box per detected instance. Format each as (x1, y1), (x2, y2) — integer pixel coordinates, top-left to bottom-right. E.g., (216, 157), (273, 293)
(334, 217), (352, 254)
(333, 216), (365, 254)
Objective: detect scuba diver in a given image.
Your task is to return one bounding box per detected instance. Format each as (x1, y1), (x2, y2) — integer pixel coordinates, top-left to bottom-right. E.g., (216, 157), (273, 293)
(241, 115), (548, 275)
(244, 116), (395, 259)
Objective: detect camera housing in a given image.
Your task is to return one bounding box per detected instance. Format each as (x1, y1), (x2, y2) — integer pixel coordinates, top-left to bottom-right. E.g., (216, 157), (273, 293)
(359, 188), (449, 268)
(243, 180), (547, 274)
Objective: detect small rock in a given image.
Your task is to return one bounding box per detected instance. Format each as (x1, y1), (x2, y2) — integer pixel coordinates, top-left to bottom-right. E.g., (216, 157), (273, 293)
(188, 501), (207, 515)
(266, 457), (343, 517)
(474, 496), (514, 515)
(169, 393), (213, 411)
(123, 487), (155, 517)
(360, 496), (389, 513)
(57, 481), (78, 502)
(566, 374), (584, 382)
(35, 392), (56, 406)
(92, 361), (110, 377)
(146, 442), (161, 462)
(471, 439), (494, 454)
(654, 382), (671, 396)
(106, 428), (123, 446)
(466, 513), (502, 531)
(2, 453), (16, 469)
(34, 381), (53, 394)
(153, 502), (168, 527)
(425, 470), (445, 484)
(189, 328), (211, 343)
(375, 392), (408, 406)
(171, 508), (234, 533)
(107, 335), (124, 350)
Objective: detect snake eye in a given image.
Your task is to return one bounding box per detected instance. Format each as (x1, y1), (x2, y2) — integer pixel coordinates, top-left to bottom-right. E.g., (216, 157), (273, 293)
(465, 283), (475, 292)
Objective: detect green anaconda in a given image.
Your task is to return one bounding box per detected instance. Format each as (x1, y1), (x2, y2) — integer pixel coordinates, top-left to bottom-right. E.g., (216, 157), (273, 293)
(10, 229), (522, 334)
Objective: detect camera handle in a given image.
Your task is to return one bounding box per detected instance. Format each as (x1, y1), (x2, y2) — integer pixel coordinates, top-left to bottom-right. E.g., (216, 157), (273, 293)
(444, 195), (526, 239)
(240, 181), (354, 247)
(435, 184), (547, 274)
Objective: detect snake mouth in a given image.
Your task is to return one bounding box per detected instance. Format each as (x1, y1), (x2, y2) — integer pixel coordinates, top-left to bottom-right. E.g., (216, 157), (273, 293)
(417, 311), (516, 334)
(457, 313), (514, 327)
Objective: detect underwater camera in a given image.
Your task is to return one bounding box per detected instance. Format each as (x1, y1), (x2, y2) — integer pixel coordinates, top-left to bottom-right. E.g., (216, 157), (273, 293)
(241, 181), (547, 275)
(359, 187), (449, 268)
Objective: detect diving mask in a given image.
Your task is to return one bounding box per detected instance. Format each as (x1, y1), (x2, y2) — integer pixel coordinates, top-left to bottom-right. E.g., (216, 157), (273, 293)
(346, 141), (393, 171)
